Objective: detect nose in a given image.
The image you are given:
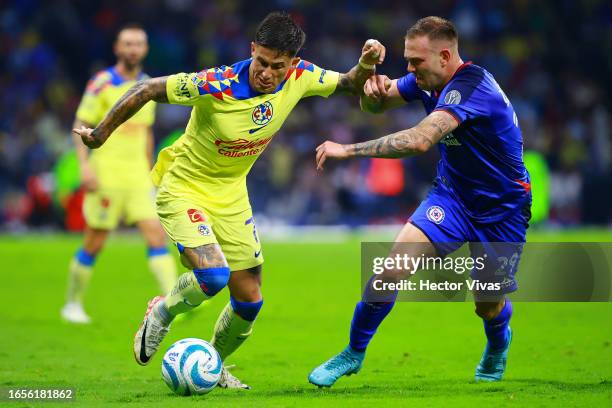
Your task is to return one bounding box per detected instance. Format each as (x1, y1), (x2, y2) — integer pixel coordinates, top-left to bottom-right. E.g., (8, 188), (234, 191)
(261, 67), (273, 79)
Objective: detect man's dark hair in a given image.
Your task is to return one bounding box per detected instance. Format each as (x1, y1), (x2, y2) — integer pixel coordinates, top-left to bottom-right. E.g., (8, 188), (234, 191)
(406, 16), (458, 44)
(115, 22), (146, 41)
(254, 12), (306, 56)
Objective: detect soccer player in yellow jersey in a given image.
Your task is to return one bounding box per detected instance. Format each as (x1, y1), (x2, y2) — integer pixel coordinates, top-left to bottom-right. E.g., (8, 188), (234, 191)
(61, 24), (177, 324)
(75, 12), (385, 388)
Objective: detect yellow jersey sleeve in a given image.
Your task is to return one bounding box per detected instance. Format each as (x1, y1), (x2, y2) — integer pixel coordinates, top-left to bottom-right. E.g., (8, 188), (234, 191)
(298, 61), (340, 98)
(166, 72), (208, 106)
(76, 71), (112, 125)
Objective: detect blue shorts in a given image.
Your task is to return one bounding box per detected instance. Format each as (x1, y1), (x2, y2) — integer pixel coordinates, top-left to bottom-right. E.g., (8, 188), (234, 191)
(410, 178), (531, 295)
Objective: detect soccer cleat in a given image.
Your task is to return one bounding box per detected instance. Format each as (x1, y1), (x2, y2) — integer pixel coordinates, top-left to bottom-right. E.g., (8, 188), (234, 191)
(308, 346), (365, 388)
(133, 296), (170, 366)
(217, 365), (251, 390)
(475, 327), (513, 382)
(61, 302), (91, 324)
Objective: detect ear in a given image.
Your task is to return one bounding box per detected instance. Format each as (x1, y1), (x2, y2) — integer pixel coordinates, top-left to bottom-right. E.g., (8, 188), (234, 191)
(251, 42), (256, 56)
(290, 57), (300, 67)
(439, 49), (451, 67)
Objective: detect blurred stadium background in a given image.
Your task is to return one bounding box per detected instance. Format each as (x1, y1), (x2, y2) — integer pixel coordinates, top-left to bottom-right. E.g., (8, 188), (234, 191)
(1, 0), (611, 232)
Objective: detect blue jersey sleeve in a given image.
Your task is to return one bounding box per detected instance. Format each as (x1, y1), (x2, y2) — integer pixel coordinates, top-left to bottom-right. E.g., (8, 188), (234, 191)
(434, 73), (488, 124)
(396, 73), (421, 102)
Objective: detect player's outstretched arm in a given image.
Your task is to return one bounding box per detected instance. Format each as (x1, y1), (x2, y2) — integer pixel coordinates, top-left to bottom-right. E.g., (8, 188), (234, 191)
(316, 110), (458, 170)
(73, 76), (168, 149)
(333, 39), (385, 95)
(360, 75), (407, 113)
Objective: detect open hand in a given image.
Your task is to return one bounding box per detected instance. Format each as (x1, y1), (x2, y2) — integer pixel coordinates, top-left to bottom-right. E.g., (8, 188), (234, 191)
(316, 141), (350, 171)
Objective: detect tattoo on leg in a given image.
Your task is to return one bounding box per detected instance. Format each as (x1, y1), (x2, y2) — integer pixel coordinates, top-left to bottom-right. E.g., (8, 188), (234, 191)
(186, 244), (228, 269)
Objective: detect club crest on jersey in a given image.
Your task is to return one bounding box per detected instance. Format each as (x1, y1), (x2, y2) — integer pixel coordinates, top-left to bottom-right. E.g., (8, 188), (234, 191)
(198, 224), (211, 236)
(444, 90), (461, 105)
(187, 209), (206, 223)
(426, 206), (445, 224)
(252, 101), (273, 126)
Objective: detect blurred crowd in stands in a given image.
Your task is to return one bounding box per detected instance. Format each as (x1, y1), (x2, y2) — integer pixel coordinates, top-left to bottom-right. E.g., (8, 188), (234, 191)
(1, 0), (611, 230)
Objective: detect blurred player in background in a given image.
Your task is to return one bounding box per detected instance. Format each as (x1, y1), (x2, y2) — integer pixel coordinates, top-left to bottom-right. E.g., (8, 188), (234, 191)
(61, 24), (177, 324)
(310, 16), (531, 386)
(74, 12), (385, 388)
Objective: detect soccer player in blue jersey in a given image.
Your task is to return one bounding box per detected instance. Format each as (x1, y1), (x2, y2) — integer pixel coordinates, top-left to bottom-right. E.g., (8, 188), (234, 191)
(309, 16), (531, 387)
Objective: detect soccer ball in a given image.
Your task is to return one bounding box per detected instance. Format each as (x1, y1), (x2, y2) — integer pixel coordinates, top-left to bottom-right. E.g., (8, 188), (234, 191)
(161, 338), (222, 396)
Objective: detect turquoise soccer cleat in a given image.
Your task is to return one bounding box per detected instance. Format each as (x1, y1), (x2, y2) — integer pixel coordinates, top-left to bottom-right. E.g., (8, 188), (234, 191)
(308, 346), (365, 388)
(475, 327), (513, 382)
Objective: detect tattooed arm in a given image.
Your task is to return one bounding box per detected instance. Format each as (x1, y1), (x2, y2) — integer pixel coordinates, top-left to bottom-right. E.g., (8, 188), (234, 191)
(315, 110), (458, 169)
(73, 77), (168, 148)
(334, 39), (385, 95)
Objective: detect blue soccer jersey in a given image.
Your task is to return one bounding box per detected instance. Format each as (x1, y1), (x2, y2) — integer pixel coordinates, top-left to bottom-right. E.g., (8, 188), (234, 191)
(397, 62), (531, 223)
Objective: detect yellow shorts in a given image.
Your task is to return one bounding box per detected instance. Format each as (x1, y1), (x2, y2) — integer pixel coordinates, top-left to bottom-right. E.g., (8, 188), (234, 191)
(155, 192), (264, 271)
(83, 188), (157, 230)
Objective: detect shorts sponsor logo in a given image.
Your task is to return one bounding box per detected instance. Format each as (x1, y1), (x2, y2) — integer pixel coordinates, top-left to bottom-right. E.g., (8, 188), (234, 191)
(444, 90), (461, 105)
(252, 101), (273, 126)
(198, 224), (211, 236)
(187, 209), (205, 223)
(426, 205), (445, 224)
(214, 137), (273, 158)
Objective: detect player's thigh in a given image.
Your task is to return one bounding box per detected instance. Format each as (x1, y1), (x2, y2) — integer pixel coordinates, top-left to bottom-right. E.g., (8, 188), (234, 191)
(82, 226), (111, 254)
(469, 205), (530, 297)
(82, 189), (124, 230)
(212, 208), (263, 272)
(155, 193), (218, 258)
(125, 187), (158, 228)
(228, 266), (262, 303)
(136, 218), (167, 248)
(408, 179), (471, 257)
(181, 243), (228, 270)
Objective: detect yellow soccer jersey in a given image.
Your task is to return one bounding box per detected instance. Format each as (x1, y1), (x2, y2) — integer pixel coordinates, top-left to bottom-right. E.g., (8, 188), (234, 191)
(76, 67), (156, 189)
(153, 58), (339, 213)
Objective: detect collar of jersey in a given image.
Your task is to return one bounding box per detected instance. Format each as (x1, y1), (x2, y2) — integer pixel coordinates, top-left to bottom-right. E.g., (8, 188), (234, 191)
(107, 66), (147, 86)
(231, 58), (288, 100)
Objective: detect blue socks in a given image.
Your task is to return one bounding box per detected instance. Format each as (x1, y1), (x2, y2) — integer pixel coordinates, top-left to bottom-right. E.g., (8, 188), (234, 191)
(349, 301), (395, 352)
(483, 298), (513, 350)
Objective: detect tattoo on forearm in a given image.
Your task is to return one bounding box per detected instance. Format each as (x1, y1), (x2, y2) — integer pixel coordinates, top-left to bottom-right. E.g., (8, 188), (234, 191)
(92, 77), (168, 142)
(186, 244), (228, 269)
(345, 112), (456, 158)
(336, 64), (375, 95)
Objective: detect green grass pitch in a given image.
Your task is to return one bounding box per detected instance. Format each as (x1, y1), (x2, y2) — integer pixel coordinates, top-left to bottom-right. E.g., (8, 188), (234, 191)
(1, 229), (611, 407)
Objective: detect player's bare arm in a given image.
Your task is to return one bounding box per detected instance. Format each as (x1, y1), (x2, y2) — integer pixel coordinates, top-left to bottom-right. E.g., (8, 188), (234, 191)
(334, 39), (385, 95)
(74, 76), (168, 149)
(315, 110), (458, 169)
(360, 75), (407, 113)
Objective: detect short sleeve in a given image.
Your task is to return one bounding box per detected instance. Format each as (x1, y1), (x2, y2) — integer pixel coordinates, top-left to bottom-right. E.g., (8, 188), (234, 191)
(75, 72), (109, 125)
(166, 72), (206, 106)
(434, 77), (488, 125)
(396, 73), (421, 102)
(297, 61), (340, 98)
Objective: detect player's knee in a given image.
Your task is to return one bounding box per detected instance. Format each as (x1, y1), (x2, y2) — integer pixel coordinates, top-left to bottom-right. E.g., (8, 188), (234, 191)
(474, 302), (503, 320)
(193, 267), (231, 297)
(230, 296), (263, 322)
